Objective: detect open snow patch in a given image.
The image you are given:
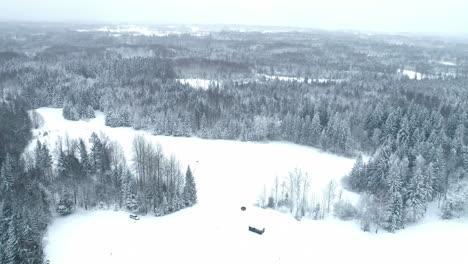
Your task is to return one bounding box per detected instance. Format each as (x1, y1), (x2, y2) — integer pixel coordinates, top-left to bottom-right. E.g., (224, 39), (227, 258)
(257, 74), (341, 84)
(398, 69), (427, 80)
(32, 108), (468, 264)
(437, 61), (456, 66)
(177, 79), (219, 90)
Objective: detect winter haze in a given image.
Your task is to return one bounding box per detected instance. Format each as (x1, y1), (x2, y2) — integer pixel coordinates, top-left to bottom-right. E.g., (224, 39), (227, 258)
(2, 1), (468, 264)
(1, 0), (468, 34)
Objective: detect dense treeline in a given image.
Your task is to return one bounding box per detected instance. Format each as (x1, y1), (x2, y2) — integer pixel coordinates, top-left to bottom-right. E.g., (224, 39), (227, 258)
(343, 99), (468, 231)
(0, 100), (197, 263)
(31, 132), (197, 217)
(1, 98), (48, 264)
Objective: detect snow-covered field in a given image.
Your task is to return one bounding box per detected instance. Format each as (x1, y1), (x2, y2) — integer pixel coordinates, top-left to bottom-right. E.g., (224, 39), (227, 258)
(177, 78), (219, 90)
(76, 25), (208, 37)
(44, 205), (468, 264)
(397, 69), (457, 80)
(257, 73), (340, 84)
(398, 69), (426, 80)
(437, 61), (456, 66)
(31, 108), (468, 264)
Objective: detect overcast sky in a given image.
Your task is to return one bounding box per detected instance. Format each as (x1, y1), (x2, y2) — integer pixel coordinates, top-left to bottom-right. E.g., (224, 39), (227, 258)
(1, 0), (467, 34)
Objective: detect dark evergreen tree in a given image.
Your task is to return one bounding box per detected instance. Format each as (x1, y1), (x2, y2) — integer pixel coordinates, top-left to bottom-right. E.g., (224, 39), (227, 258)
(182, 166), (197, 206)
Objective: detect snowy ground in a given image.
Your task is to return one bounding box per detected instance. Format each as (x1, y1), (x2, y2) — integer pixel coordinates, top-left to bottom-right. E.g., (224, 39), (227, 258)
(176, 78), (219, 90)
(437, 61), (456, 66)
(76, 25), (208, 37)
(398, 69), (426, 80)
(31, 108), (468, 264)
(257, 73), (340, 84)
(44, 205), (468, 264)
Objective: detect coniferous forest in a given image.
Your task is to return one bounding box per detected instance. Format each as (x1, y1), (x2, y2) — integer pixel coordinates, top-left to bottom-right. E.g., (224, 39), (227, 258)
(1, 22), (468, 262)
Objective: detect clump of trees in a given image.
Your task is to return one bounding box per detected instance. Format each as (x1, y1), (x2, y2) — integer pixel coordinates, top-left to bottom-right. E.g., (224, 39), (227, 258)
(1, 104), (198, 263)
(130, 135), (197, 215)
(1, 99), (48, 264)
(260, 169), (354, 221)
(36, 133), (198, 217)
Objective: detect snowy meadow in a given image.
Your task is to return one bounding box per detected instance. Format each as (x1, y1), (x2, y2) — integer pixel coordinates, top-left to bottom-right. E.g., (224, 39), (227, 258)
(30, 108), (468, 264)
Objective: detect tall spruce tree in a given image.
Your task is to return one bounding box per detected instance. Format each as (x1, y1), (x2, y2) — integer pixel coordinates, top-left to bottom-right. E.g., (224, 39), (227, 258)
(182, 166), (197, 206)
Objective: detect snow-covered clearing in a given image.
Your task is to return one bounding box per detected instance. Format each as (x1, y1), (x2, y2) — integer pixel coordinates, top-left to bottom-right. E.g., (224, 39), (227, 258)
(31, 108), (468, 264)
(398, 69), (426, 80)
(44, 205), (468, 264)
(397, 69), (457, 80)
(177, 79), (219, 90)
(438, 61), (456, 66)
(257, 74), (340, 84)
(76, 25), (208, 37)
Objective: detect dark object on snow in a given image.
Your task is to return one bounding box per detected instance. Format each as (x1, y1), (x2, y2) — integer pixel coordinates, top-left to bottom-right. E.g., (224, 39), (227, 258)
(241, 206), (246, 211)
(249, 226), (265, 235)
(129, 214), (140, 220)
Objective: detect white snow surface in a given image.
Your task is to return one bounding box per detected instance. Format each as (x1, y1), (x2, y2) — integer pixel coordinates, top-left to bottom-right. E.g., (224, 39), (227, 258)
(176, 78), (219, 90)
(398, 69), (426, 80)
(438, 61), (456, 66)
(257, 74), (340, 84)
(32, 108), (468, 264)
(76, 25), (209, 37)
(44, 205), (468, 264)
(397, 69), (457, 80)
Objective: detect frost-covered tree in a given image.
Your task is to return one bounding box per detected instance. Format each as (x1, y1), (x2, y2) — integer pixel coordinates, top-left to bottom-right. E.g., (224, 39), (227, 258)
(0, 154), (16, 194)
(182, 166), (197, 206)
(346, 154), (365, 191)
(56, 193), (75, 216)
(310, 112), (322, 146)
(2, 217), (19, 264)
(406, 155), (427, 222)
(384, 154), (405, 231)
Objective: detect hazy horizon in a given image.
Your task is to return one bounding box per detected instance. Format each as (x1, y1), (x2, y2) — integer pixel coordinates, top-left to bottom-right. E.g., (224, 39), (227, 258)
(1, 0), (467, 35)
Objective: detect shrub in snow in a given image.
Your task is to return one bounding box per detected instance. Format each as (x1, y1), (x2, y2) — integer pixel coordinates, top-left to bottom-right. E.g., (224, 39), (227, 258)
(125, 194), (139, 213)
(29, 110), (44, 129)
(105, 108), (131, 127)
(441, 181), (468, 219)
(267, 196), (275, 208)
(63, 101), (95, 121)
(312, 203), (322, 220)
(56, 194), (75, 216)
(83, 105), (96, 119)
(441, 197), (465, 219)
(334, 200), (357, 220)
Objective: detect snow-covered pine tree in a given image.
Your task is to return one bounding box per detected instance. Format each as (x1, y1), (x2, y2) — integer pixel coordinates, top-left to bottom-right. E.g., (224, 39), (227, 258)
(406, 155), (427, 222)
(199, 114), (208, 138)
(3, 217), (19, 264)
(182, 166), (197, 206)
(385, 154), (404, 232)
(78, 139), (91, 176)
(346, 154), (365, 191)
(301, 115), (312, 145)
(84, 105), (95, 119)
(310, 112), (322, 146)
(90, 132), (104, 175)
(119, 108), (131, 127)
(462, 146), (468, 174)
(0, 154), (16, 193)
(368, 145), (391, 194)
(386, 191), (403, 232)
(56, 193), (74, 216)
(105, 109), (117, 127)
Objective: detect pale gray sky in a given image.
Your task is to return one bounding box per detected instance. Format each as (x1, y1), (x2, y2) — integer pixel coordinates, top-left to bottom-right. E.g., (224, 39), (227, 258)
(1, 0), (467, 34)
